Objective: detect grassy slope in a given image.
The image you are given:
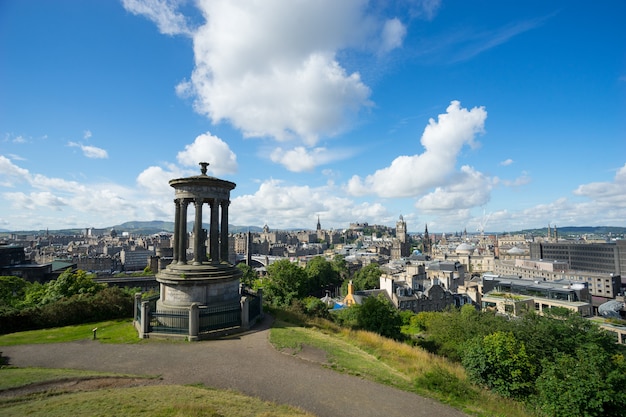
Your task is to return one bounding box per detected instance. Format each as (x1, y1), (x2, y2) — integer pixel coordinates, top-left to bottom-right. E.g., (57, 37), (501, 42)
(269, 315), (533, 417)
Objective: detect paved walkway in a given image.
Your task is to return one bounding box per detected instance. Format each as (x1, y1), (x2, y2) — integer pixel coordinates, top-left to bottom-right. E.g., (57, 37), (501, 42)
(1, 316), (466, 417)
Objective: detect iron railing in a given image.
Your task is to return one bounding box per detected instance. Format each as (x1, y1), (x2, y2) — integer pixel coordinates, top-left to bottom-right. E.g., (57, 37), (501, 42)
(150, 309), (189, 334)
(199, 303), (241, 332)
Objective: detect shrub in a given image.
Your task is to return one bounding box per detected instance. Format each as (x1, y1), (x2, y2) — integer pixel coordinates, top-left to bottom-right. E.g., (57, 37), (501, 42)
(415, 366), (477, 402)
(0, 286), (133, 334)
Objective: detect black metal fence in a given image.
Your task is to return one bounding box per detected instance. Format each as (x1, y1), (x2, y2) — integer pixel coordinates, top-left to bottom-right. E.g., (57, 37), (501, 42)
(150, 309), (189, 334)
(248, 294), (261, 322)
(199, 303), (241, 333)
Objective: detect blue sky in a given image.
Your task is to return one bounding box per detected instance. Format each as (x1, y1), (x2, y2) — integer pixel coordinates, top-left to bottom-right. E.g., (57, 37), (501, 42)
(1, 0), (625, 233)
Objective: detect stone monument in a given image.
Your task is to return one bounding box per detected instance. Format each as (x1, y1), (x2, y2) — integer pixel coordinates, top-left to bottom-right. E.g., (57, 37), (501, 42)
(155, 162), (242, 313)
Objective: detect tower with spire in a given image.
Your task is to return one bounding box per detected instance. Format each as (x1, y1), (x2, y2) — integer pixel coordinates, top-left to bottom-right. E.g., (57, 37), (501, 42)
(423, 224), (431, 256)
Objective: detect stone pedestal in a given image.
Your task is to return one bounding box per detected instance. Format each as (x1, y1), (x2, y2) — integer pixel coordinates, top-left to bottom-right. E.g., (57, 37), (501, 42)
(156, 263), (242, 310)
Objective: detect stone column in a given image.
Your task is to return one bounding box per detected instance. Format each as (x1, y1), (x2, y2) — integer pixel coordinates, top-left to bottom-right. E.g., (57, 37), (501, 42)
(220, 200), (229, 262)
(134, 293), (142, 322)
(189, 303), (199, 342)
(210, 199), (219, 264)
(178, 199), (189, 264)
(173, 199), (181, 262)
(140, 301), (150, 338)
(240, 296), (249, 330)
(193, 199), (203, 265)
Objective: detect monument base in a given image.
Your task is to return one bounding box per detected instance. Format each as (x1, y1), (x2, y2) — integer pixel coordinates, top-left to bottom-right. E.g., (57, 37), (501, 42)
(156, 262), (242, 308)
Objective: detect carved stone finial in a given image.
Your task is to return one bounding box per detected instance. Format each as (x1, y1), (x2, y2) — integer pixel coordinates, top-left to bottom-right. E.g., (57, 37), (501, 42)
(199, 162), (209, 175)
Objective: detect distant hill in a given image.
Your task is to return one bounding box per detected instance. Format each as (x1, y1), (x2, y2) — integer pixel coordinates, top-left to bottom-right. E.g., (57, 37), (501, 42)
(0, 221), (264, 236)
(111, 221), (264, 235)
(512, 226), (626, 237)
(113, 220), (174, 234)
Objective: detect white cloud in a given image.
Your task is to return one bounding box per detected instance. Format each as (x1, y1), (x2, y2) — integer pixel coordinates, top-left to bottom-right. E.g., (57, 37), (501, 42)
(499, 158), (514, 166)
(68, 142), (109, 159)
(176, 132), (237, 175)
(270, 146), (353, 172)
(136, 164), (186, 196)
(415, 165), (493, 211)
(573, 163), (626, 207)
(177, 0), (378, 145)
(83, 130), (92, 140)
(347, 100), (487, 198)
(4, 191), (67, 211)
(121, 0), (193, 36)
(0, 155), (30, 187)
(230, 179), (391, 230)
(379, 18), (406, 54)
(82, 145), (108, 159)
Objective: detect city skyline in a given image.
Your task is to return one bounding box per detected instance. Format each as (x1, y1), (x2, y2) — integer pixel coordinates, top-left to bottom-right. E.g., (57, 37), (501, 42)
(1, 1), (625, 233)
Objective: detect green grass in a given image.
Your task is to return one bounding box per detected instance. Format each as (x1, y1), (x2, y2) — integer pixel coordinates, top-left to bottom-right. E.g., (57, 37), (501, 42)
(0, 384), (315, 417)
(271, 319), (411, 389)
(269, 316), (533, 417)
(0, 319), (141, 346)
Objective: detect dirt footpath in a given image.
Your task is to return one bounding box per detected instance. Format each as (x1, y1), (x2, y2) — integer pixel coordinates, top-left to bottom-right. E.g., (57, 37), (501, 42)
(1, 316), (466, 417)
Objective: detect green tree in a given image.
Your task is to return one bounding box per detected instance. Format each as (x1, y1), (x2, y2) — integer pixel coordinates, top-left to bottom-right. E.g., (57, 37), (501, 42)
(302, 296), (331, 319)
(304, 256), (340, 296)
(357, 294), (402, 340)
(535, 344), (626, 417)
(0, 275), (29, 308)
(351, 263), (381, 291)
(237, 262), (258, 289)
(511, 310), (620, 370)
(462, 331), (536, 399)
(331, 254), (349, 281)
(265, 259), (307, 306)
(22, 281), (47, 307)
(41, 269), (105, 305)
(418, 305), (507, 361)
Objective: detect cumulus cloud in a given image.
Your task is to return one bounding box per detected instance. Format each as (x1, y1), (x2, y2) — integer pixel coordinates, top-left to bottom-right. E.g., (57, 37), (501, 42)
(347, 100), (487, 198)
(121, 0), (193, 36)
(499, 158), (514, 166)
(415, 165), (493, 211)
(175, 0), (379, 145)
(136, 163), (186, 196)
(270, 146), (353, 172)
(176, 132), (237, 175)
(230, 179), (391, 229)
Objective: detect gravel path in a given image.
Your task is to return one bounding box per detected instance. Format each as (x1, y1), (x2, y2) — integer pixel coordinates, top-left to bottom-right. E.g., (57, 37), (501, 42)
(1, 316), (466, 417)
